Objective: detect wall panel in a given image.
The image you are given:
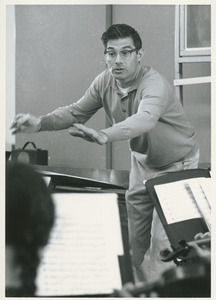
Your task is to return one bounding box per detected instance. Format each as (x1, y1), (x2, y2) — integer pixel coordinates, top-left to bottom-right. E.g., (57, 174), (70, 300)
(15, 5), (107, 168)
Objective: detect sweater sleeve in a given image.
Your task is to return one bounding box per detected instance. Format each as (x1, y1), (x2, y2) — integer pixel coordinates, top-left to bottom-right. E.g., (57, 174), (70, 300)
(40, 73), (104, 131)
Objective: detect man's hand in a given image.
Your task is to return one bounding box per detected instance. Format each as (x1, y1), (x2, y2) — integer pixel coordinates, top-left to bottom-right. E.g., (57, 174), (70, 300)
(190, 232), (211, 263)
(194, 232), (211, 240)
(11, 113), (41, 134)
(68, 123), (108, 145)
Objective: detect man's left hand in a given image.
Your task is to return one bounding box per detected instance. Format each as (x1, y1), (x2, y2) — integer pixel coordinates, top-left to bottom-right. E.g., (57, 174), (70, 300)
(68, 123), (108, 145)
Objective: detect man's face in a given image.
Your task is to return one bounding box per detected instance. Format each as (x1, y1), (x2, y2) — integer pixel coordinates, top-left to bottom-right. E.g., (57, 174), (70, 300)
(105, 37), (143, 86)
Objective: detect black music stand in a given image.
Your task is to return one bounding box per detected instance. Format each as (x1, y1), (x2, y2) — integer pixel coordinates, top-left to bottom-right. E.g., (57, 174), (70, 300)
(145, 168), (210, 250)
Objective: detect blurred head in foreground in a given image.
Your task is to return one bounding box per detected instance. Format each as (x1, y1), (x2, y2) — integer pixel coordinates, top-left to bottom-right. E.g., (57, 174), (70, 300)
(6, 162), (54, 296)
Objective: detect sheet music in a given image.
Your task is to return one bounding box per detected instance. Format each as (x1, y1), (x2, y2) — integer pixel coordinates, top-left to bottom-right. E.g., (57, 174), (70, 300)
(154, 178), (211, 225)
(35, 193), (123, 296)
(196, 177), (211, 206)
(187, 178), (211, 231)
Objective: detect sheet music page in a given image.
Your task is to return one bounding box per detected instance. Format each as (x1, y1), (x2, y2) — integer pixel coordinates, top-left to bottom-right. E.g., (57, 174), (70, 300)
(196, 177), (212, 206)
(186, 178), (211, 231)
(154, 180), (201, 224)
(154, 178), (211, 225)
(35, 193), (123, 296)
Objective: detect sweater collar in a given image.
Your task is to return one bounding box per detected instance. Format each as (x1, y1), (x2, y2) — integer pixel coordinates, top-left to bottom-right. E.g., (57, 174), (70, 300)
(109, 65), (149, 93)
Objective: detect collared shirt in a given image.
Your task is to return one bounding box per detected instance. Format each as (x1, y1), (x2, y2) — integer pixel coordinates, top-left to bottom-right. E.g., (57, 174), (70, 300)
(40, 65), (198, 167)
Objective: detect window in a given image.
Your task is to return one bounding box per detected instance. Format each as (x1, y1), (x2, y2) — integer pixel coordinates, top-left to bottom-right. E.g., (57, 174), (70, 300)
(180, 5), (211, 56)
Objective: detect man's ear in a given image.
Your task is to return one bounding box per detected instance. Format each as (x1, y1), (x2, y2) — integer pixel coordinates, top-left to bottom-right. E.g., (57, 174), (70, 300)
(137, 48), (145, 62)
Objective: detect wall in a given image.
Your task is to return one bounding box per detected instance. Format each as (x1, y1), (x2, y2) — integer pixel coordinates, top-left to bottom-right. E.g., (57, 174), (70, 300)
(15, 5), (107, 168)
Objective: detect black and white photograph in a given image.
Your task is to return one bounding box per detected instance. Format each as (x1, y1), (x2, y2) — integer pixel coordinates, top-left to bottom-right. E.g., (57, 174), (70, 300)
(2, 1), (214, 299)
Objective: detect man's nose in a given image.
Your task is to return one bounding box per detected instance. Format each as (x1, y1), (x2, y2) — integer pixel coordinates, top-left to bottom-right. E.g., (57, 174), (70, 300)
(115, 53), (124, 63)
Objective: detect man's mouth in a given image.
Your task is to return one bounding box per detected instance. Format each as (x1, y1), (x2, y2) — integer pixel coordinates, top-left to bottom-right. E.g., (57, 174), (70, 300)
(113, 68), (125, 73)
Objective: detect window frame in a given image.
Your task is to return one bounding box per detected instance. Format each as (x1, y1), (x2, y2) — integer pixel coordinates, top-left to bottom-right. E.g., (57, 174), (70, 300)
(179, 5), (211, 57)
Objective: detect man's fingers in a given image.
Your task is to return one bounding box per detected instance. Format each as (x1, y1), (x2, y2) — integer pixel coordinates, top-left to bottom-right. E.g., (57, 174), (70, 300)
(202, 232), (211, 239)
(11, 113), (25, 128)
(11, 128), (20, 134)
(73, 123), (96, 137)
(194, 232), (210, 240)
(68, 127), (94, 142)
(73, 123), (84, 130)
(11, 113), (31, 132)
(194, 233), (204, 240)
(71, 124), (108, 145)
(68, 128), (86, 138)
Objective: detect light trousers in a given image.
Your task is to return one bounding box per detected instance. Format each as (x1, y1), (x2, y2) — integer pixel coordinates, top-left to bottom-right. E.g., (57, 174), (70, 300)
(126, 149), (200, 281)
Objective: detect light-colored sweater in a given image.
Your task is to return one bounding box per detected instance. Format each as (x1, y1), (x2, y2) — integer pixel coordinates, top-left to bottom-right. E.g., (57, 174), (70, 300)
(40, 66), (198, 167)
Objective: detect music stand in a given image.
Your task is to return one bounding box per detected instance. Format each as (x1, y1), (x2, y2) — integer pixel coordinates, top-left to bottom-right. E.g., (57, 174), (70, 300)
(145, 168), (210, 250)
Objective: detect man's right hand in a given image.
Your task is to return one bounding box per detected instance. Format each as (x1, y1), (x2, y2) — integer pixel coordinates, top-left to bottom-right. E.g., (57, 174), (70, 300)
(10, 113), (41, 134)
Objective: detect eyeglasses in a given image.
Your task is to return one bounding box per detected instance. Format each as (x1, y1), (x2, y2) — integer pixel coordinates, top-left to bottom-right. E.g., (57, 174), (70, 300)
(104, 48), (137, 61)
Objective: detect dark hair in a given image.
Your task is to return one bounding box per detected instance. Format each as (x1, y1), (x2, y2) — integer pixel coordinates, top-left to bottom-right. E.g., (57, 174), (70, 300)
(6, 162), (55, 296)
(101, 23), (142, 50)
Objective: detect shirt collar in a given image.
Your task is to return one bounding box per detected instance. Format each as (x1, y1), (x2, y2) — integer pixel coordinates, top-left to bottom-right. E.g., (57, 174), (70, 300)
(109, 65), (148, 93)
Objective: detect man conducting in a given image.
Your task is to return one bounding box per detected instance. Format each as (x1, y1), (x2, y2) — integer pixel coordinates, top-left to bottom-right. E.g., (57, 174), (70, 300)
(11, 24), (199, 281)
